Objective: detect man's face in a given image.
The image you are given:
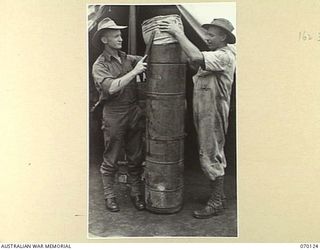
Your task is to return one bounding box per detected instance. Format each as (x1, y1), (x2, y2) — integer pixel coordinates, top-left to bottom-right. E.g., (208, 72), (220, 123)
(205, 26), (227, 51)
(101, 29), (123, 50)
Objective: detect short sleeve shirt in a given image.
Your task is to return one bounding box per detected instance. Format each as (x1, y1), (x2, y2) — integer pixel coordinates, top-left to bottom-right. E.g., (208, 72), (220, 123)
(92, 49), (142, 109)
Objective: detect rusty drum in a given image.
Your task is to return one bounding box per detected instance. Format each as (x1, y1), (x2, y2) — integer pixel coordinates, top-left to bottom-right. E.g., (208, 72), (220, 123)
(145, 42), (186, 213)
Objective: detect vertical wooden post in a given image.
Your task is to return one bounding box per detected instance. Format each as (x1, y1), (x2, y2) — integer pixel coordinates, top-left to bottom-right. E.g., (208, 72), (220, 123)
(128, 6), (137, 54)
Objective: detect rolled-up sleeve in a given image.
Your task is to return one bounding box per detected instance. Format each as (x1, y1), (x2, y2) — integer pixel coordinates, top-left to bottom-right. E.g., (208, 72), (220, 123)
(202, 51), (230, 72)
(92, 62), (117, 100)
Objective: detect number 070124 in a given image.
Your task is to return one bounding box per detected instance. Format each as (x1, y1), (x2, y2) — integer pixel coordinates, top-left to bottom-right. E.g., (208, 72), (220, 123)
(300, 244), (319, 248)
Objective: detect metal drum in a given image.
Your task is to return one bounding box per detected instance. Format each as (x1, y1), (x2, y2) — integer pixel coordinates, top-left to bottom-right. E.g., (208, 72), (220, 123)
(145, 43), (186, 213)
(142, 14), (184, 45)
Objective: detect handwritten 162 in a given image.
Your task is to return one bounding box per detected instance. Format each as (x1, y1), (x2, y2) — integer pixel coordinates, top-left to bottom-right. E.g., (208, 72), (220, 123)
(299, 31), (320, 41)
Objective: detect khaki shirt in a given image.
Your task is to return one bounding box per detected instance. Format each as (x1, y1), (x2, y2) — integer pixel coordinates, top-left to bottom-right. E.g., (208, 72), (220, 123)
(193, 45), (236, 104)
(92, 49), (142, 111)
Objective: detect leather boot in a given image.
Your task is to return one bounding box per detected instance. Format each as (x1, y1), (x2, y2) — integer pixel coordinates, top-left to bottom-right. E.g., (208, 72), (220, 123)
(211, 177), (227, 209)
(193, 176), (224, 219)
(101, 175), (119, 211)
(105, 197), (120, 212)
(101, 175), (115, 199)
(129, 176), (145, 211)
(193, 205), (219, 219)
(131, 195), (145, 211)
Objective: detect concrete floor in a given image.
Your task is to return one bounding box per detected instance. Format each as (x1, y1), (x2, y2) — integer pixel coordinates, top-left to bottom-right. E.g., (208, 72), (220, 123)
(89, 158), (237, 238)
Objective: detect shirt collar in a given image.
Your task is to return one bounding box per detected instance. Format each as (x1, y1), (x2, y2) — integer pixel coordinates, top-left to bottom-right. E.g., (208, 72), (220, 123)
(103, 47), (127, 62)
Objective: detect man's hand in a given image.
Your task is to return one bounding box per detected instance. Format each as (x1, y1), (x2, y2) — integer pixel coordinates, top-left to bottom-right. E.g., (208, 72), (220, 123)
(133, 55), (147, 75)
(109, 55), (148, 95)
(157, 20), (183, 37)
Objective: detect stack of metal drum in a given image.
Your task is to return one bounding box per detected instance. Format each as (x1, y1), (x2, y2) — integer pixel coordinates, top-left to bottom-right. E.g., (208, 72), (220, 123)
(142, 15), (187, 213)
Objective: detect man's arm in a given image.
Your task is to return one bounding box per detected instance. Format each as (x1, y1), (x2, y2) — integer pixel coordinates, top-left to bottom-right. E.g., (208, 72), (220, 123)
(108, 55), (147, 94)
(158, 21), (204, 67)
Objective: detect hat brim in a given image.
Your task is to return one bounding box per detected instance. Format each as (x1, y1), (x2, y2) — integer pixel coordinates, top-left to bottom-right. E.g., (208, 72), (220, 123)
(202, 24), (236, 44)
(92, 26), (127, 48)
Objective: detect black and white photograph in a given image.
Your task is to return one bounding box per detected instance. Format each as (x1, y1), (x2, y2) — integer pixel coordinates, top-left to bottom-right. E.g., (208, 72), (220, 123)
(88, 3), (237, 237)
(2, 0), (320, 246)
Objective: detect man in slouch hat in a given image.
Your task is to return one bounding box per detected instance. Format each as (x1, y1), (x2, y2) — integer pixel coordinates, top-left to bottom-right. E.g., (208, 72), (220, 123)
(92, 17), (147, 212)
(159, 18), (236, 219)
